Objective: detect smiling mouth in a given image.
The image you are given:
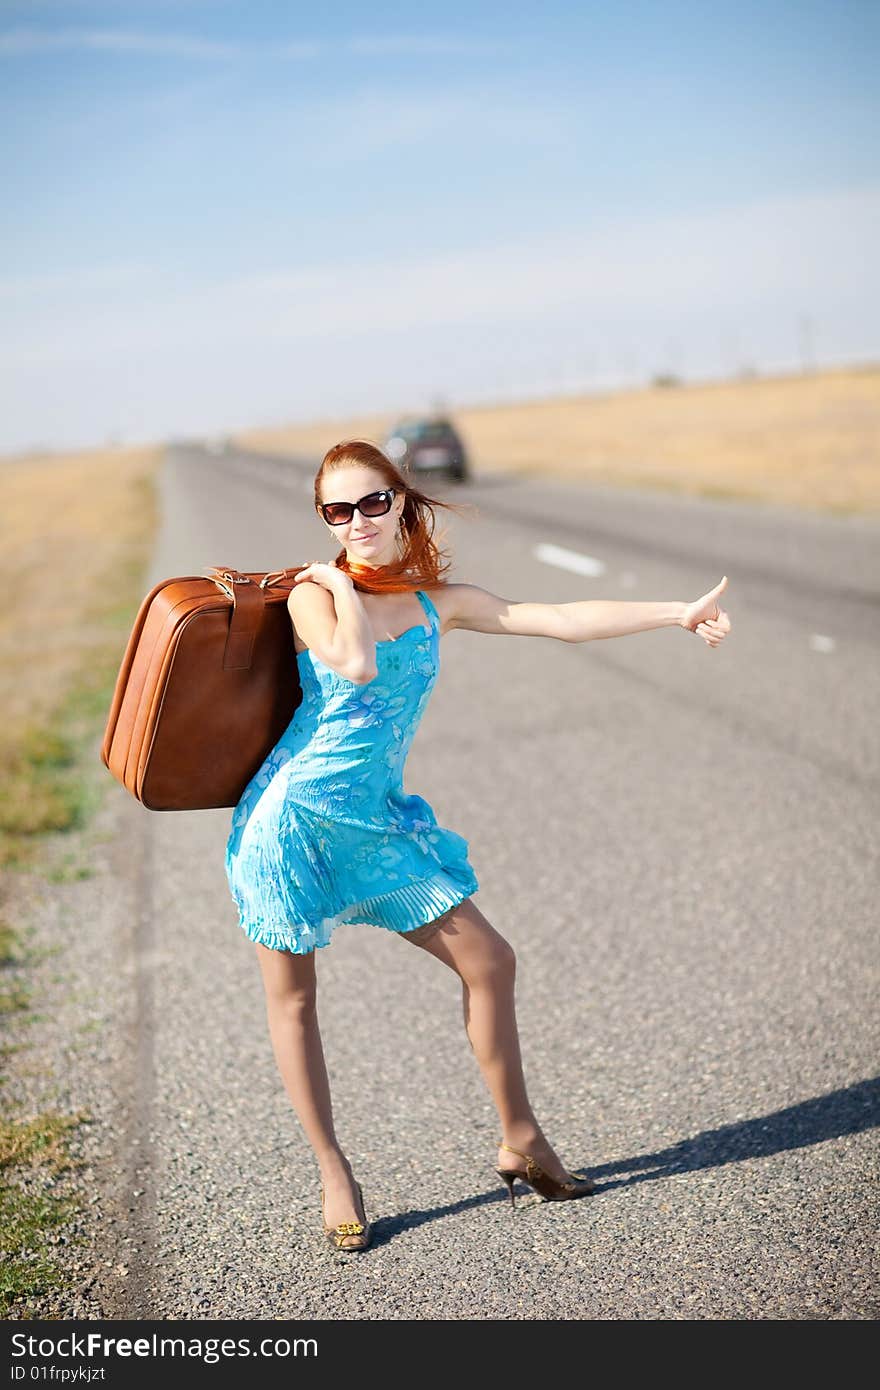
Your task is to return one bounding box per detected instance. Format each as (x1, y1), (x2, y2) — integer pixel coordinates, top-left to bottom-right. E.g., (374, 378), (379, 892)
(352, 534), (377, 540)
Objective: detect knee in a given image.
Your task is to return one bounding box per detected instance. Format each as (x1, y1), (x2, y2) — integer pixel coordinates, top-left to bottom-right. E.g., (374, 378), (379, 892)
(471, 937), (516, 987)
(269, 981), (318, 1023)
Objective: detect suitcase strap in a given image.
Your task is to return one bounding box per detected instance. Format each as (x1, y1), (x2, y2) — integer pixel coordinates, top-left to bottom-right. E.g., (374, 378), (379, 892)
(203, 566), (295, 671)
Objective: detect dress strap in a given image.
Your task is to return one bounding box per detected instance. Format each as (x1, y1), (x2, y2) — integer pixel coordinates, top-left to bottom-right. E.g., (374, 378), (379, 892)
(415, 590), (439, 630)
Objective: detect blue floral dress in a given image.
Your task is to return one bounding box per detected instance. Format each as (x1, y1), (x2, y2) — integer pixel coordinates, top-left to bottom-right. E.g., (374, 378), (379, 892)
(225, 589), (478, 953)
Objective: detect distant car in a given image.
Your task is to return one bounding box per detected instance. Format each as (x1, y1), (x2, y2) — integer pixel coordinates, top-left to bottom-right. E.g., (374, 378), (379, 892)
(383, 417), (469, 482)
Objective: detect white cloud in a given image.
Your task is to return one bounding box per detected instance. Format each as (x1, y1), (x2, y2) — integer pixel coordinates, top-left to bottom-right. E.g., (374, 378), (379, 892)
(0, 26), (501, 61)
(1, 183), (876, 449)
(346, 35), (511, 56)
(3, 183), (876, 363)
(0, 261), (153, 298)
(275, 84), (569, 162)
(0, 26), (247, 57)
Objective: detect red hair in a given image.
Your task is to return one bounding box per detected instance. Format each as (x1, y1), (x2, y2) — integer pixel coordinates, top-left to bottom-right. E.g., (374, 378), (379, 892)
(310, 439), (475, 595)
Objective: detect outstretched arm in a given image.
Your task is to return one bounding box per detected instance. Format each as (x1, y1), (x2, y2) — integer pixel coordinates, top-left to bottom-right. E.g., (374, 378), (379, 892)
(446, 576), (731, 647)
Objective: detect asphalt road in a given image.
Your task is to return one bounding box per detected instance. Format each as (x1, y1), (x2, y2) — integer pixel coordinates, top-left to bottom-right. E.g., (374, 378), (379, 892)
(95, 442), (880, 1319)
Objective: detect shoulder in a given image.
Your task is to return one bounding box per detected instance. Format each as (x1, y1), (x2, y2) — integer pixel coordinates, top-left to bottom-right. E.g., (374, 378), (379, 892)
(287, 580), (335, 655)
(287, 580), (334, 620)
(422, 583), (485, 635)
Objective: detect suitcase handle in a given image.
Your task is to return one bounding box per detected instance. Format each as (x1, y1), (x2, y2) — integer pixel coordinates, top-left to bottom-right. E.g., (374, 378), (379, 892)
(203, 566), (303, 598)
(259, 567), (303, 589)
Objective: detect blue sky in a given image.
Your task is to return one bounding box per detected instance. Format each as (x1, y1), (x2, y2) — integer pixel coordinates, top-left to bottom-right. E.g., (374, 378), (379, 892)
(1, 0), (877, 452)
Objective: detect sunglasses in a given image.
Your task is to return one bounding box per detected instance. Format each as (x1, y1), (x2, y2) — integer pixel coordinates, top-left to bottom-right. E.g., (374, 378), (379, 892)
(318, 488), (397, 527)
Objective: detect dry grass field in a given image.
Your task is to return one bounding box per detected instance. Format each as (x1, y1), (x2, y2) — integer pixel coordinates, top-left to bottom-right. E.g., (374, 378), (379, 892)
(0, 442), (162, 1315)
(235, 364), (880, 516)
(0, 444), (162, 864)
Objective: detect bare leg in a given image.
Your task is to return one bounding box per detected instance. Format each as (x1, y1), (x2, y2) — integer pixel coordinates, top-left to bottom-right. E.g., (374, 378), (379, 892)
(253, 942), (366, 1233)
(401, 899), (575, 1181)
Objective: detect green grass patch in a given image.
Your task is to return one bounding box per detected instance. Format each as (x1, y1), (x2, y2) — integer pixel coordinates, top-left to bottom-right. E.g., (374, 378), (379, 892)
(0, 984), (31, 1015)
(0, 658), (122, 852)
(45, 855), (95, 884)
(0, 1110), (90, 1317)
(0, 1111), (87, 1169)
(0, 734), (83, 834)
(0, 919), (20, 964)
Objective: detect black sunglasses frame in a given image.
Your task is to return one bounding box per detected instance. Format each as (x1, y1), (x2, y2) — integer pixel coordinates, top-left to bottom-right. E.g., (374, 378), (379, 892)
(318, 488), (397, 527)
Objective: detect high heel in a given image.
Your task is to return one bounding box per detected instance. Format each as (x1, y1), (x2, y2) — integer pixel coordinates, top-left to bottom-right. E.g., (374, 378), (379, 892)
(320, 1180), (373, 1252)
(495, 1141), (595, 1207)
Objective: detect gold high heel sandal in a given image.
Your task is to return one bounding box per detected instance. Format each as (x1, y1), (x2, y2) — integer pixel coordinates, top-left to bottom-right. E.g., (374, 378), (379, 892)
(495, 1141), (595, 1207)
(320, 1180), (372, 1252)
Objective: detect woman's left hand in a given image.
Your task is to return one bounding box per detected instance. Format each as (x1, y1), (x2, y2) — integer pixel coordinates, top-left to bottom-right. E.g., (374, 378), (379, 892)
(679, 575), (732, 648)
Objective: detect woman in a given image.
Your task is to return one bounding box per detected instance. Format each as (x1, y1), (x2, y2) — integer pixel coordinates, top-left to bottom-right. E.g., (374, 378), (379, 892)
(225, 439), (731, 1252)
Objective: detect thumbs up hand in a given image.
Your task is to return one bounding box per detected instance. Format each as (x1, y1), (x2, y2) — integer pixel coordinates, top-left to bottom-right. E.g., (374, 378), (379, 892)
(679, 576), (732, 648)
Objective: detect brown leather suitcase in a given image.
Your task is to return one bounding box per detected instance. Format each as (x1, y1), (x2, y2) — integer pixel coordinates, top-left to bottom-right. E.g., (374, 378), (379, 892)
(101, 566), (304, 810)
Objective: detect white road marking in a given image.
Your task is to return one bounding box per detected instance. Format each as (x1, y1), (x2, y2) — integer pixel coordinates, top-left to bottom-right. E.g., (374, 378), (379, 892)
(809, 634), (836, 653)
(534, 543), (606, 578)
